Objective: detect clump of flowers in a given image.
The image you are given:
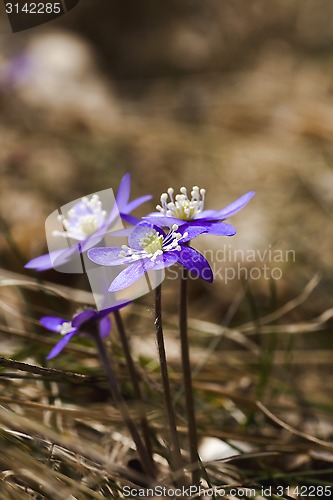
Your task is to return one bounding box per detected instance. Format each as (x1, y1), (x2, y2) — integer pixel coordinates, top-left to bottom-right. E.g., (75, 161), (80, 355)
(27, 175), (255, 487)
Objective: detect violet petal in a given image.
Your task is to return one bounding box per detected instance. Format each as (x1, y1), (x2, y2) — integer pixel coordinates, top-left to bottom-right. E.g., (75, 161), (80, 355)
(109, 261), (149, 292)
(88, 247), (135, 266)
(115, 173), (131, 210)
(204, 222), (237, 236)
(46, 331), (77, 360)
(177, 246), (213, 283)
(124, 194), (152, 213)
(99, 316), (112, 338)
(40, 316), (68, 333)
(143, 214), (186, 227)
(217, 191), (255, 219)
(72, 310), (97, 328)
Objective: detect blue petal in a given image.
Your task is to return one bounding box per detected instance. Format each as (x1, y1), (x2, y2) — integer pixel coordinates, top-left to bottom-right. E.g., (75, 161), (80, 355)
(128, 221), (165, 250)
(109, 261), (149, 292)
(177, 247), (213, 283)
(46, 331), (77, 360)
(177, 224), (208, 242)
(217, 192), (255, 219)
(194, 210), (221, 220)
(95, 300), (131, 318)
(115, 174), (131, 210)
(25, 252), (55, 271)
(204, 222), (237, 236)
(123, 195), (152, 214)
(99, 316), (112, 338)
(153, 252), (179, 269)
(25, 247), (76, 271)
(88, 247), (135, 266)
(109, 228), (134, 237)
(120, 213), (141, 226)
(72, 310), (97, 329)
(110, 253), (177, 291)
(101, 202), (122, 231)
(40, 316), (69, 333)
(143, 213), (186, 227)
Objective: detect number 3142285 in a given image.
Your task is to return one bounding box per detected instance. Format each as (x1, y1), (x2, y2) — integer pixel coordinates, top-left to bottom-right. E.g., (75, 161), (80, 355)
(5, 3), (61, 14)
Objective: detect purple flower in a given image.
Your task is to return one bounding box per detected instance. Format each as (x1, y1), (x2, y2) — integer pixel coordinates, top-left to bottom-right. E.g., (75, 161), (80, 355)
(143, 186), (255, 238)
(87, 221), (213, 292)
(0, 52), (33, 93)
(40, 300), (131, 360)
(25, 174), (152, 272)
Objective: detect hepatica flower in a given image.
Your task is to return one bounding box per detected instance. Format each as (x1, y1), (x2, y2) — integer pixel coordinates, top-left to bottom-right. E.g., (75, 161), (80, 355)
(25, 174), (152, 271)
(144, 185), (255, 237)
(40, 300), (130, 360)
(88, 221), (213, 292)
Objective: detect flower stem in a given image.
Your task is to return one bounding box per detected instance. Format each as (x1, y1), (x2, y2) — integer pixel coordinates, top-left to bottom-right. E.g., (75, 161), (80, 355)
(179, 268), (200, 486)
(113, 309), (155, 472)
(155, 285), (185, 484)
(92, 330), (153, 480)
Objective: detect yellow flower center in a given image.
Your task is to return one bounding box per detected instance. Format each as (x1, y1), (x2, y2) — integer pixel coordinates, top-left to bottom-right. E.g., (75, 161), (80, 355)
(139, 229), (163, 254)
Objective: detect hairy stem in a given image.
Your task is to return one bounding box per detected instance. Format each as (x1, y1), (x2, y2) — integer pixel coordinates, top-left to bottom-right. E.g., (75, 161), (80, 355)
(113, 309), (155, 472)
(155, 285), (185, 484)
(179, 268), (200, 486)
(92, 331), (153, 480)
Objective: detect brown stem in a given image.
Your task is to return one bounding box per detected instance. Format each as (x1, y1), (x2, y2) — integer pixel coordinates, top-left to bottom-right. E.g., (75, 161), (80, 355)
(92, 331), (153, 481)
(113, 309), (155, 472)
(179, 268), (200, 486)
(155, 285), (186, 485)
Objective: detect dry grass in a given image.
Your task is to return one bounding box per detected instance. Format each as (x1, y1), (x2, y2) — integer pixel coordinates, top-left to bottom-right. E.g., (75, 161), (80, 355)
(0, 270), (332, 498)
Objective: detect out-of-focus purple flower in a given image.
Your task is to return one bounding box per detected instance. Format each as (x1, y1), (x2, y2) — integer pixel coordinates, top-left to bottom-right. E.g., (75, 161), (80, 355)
(40, 300), (131, 360)
(25, 174), (152, 271)
(0, 53), (33, 93)
(144, 186), (255, 238)
(87, 221), (213, 292)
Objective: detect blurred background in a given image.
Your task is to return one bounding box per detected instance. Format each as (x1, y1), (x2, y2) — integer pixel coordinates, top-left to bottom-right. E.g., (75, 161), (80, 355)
(1, 0), (333, 413)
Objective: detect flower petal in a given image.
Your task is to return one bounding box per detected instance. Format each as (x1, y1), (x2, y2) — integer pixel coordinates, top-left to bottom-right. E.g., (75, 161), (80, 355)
(25, 252), (55, 271)
(115, 173), (131, 210)
(109, 261), (150, 292)
(177, 246), (213, 283)
(194, 209), (221, 220)
(217, 191), (255, 219)
(40, 316), (69, 333)
(109, 227), (134, 237)
(143, 213), (186, 227)
(72, 310), (97, 328)
(88, 247), (134, 266)
(46, 331), (77, 360)
(151, 252), (179, 269)
(120, 213), (141, 226)
(25, 247), (78, 271)
(177, 224), (208, 242)
(95, 299), (131, 319)
(204, 222), (236, 236)
(99, 316), (112, 338)
(124, 195), (152, 214)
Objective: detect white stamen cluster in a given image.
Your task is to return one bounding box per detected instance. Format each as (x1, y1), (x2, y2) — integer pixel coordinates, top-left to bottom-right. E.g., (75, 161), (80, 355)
(57, 322), (76, 336)
(156, 186), (206, 221)
(119, 224), (188, 262)
(53, 195), (107, 241)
